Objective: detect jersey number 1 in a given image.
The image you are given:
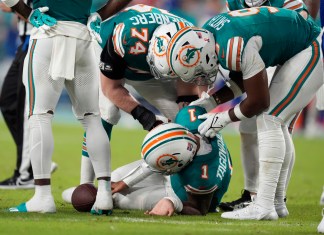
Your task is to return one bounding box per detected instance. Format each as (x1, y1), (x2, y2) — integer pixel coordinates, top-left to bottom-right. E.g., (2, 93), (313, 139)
(201, 164), (208, 179)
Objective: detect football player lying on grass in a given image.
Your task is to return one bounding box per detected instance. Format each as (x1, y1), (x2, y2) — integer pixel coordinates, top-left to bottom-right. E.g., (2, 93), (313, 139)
(63, 106), (232, 216)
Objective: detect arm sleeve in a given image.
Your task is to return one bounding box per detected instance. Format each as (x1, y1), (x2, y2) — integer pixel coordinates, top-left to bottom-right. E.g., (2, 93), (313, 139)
(283, 0), (305, 12)
(164, 176), (183, 213)
(241, 36), (265, 80)
(100, 35), (127, 80)
(121, 161), (154, 187)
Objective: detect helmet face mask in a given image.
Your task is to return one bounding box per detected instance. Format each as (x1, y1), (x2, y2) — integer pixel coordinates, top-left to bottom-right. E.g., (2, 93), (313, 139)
(244, 0), (268, 7)
(141, 123), (198, 175)
(167, 28), (218, 86)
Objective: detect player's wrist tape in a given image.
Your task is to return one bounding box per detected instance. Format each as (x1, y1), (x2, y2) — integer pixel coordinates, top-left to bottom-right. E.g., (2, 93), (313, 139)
(212, 93), (222, 105)
(131, 105), (156, 131)
(164, 197), (183, 213)
(2, 0), (19, 7)
(176, 95), (199, 104)
(233, 104), (247, 120)
(228, 80), (243, 98)
(122, 162), (153, 187)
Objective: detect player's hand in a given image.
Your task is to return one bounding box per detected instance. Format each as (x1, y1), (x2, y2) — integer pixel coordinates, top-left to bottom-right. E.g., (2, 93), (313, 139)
(111, 181), (128, 194)
(28, 7), (57, 33)
(189, 91), (217, 111)
(198, 112), (231, 138)
(87, 12), (102, 43)
(145, 198), (175, 216)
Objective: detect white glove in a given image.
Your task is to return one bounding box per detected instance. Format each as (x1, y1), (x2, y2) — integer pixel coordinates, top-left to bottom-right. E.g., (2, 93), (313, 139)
(189, 91), (217, 112)
(87, 12), (102, 43)
(198, 112), (232, 138)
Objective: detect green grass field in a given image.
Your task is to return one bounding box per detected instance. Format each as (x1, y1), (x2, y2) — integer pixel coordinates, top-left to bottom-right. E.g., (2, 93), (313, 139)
(0, 120), (323, 235)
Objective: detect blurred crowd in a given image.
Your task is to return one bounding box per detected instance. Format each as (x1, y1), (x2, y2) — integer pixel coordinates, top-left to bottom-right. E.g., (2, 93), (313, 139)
(0, 0), (323, 137)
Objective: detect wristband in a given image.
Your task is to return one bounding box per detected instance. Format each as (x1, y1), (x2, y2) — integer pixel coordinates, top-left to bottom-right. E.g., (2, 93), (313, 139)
(176, 95), (199, 104)
(131, 105), (156, 131)
(233, 104), (247, 120)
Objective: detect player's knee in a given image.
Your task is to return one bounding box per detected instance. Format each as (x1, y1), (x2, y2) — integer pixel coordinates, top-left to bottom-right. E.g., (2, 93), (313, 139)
(79, 113), (101, 130)
(256, 114), (283, 132)
(29, 113), (53, 128)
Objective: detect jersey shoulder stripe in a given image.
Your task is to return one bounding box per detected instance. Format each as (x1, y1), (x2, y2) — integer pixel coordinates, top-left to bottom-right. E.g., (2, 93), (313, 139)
(283, 0), (303, 11)
(113, 23), (126, 57)
(226, 36), (244, 71)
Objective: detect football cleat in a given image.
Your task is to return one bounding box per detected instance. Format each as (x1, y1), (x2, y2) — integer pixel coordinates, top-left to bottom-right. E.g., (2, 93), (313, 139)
(275, 202), (289, 218)
(318, 208), (324, 233)
(0, 176), (34, 190)
(62, 187), (76, 203)
(219, 189), (253, 211)
(221, 203), (278, 220)
(9, 197), (56, 213)
(91, 191), (113, 216)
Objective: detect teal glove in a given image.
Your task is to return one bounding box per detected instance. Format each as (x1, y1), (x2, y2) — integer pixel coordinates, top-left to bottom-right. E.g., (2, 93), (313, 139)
(87, 12), (102, 43)
(28, 7), (57, 33)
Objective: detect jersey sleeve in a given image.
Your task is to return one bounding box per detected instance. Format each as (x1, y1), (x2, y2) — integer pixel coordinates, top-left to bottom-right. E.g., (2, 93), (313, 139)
(282, 0), (305, 11)
(240, 36), (265, 80)
(225, 36), (244, 72)
(100, 34), (127, 80)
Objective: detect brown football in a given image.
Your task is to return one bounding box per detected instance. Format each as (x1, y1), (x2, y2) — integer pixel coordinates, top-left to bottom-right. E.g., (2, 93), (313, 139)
(71, 184), (97, 212)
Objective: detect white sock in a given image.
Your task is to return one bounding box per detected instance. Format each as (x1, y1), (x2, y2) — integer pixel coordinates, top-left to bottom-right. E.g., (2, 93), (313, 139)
(240, 132), (259, 193)
(29, 114), (54, 179)
(80, 115), (111, 178)
(80, 156), (95, 185)
(285, 138), (295, 194)
(275, 126), (294, 205)
(256, 115), (285, 210)
(26, 185), (55, 212)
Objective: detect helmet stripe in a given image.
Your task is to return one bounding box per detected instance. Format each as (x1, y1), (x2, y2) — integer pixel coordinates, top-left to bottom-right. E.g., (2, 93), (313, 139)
(142, 136), (197, 160)
(142, 130), (190, 156)
(166, 26), (192, 69)
(167, 27), (208, 75)
(142, 127), (188, 149)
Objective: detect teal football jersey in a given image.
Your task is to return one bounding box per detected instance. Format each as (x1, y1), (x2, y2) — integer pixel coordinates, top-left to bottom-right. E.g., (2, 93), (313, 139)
(33, 0), (92, 25)
(203, 7), (320, 71)
(226, 0), (307, 12)
(171, 106), (232, 209)
(100, 4), (193, 81)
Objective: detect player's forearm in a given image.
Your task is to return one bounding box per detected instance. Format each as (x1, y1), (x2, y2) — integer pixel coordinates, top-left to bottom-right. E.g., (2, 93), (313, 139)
(228, 69), (269, 121)
(122, 161), (153, 187)
(3, 0), (31, 20)
(97, 0), (132, 20)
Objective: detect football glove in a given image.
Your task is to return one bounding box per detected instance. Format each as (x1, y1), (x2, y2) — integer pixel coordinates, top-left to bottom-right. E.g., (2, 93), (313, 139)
(198, 112), (231, 138)
(28, 7), (57, 33)
(189, 91), (217, 112)
(87, 12), (102, 43)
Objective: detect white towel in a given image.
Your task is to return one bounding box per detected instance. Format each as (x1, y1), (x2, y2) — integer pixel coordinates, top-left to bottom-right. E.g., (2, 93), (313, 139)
(48, 35), (77, 80)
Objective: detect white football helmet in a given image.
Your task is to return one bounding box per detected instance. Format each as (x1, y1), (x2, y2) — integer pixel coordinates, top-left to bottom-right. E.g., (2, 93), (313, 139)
(167, 27), (218, 85)
(244, 0), (268, 7)
(147, 22), (188, 80)
(141, 123), (198, 175)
